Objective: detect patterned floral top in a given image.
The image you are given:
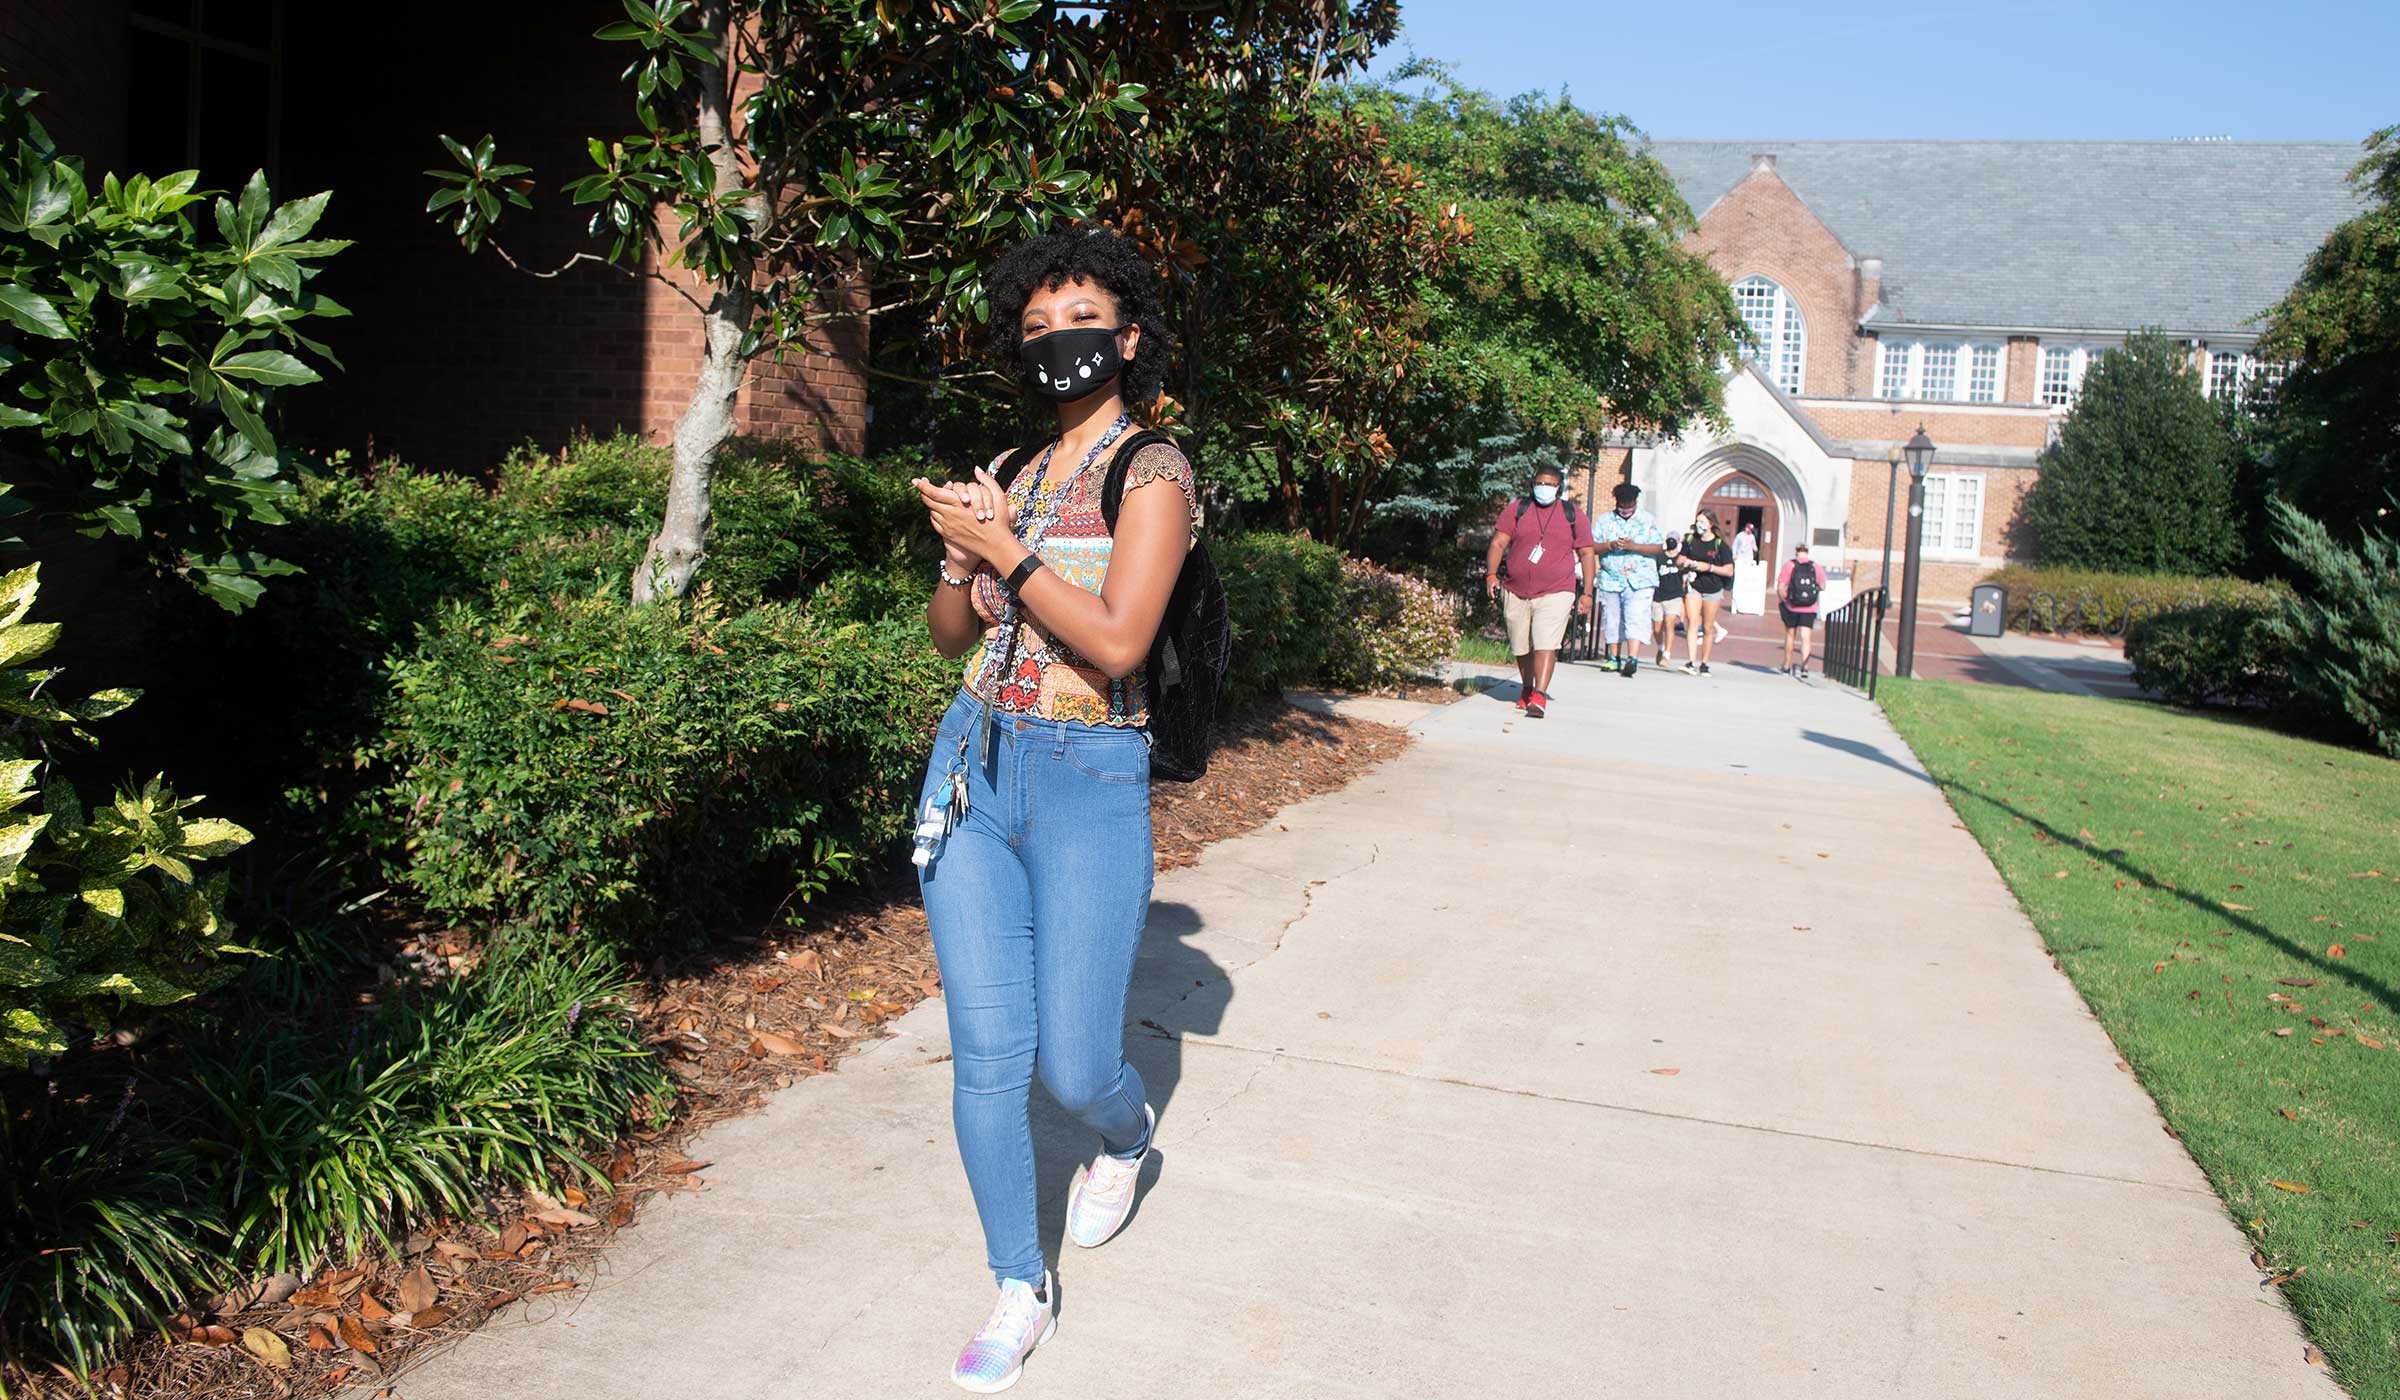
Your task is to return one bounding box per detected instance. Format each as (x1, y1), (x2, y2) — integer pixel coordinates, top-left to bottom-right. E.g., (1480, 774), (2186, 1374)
(963, 439), (1200, 728)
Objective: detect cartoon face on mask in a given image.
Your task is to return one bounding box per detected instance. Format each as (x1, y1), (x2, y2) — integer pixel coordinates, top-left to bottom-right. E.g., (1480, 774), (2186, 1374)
(1019, 326), (1127, 403)
(1532, 483), (1560, 506)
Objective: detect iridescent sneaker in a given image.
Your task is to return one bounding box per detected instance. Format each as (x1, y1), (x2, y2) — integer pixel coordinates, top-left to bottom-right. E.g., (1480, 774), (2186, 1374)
(1065, 1103), (1155, 1249)
(951, 1273), (1055, 1394)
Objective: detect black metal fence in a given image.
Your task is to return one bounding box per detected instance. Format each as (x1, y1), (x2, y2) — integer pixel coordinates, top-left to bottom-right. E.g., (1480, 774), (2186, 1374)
(1820, 587), (1887, 697)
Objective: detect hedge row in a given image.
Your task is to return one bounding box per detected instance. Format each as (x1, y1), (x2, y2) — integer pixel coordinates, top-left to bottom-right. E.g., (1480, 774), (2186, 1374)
(1977, 565), (2286, 635)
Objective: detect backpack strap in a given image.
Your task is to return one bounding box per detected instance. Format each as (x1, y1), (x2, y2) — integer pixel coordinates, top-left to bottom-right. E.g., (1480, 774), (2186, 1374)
(1098, 428), (1177, 532)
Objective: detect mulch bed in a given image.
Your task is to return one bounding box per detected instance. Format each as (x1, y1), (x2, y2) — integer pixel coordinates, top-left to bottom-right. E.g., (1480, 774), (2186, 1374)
(27, 698), (1408, 1400)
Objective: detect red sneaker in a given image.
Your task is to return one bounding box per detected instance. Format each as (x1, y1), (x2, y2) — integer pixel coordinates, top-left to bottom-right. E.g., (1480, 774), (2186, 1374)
(1525, 689), (1548, 719)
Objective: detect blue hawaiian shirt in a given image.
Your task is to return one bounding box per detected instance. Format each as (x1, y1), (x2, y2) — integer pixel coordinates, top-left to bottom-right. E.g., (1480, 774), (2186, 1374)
(1592, 509), (1664, 592)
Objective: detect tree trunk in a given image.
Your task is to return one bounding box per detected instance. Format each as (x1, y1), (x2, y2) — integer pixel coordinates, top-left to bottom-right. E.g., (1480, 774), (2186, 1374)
(1275, 445), (1305, 532)
(632, 0), (750, 604)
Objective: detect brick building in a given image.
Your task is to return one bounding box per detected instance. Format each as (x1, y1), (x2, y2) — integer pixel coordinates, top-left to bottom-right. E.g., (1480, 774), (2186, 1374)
(1596, 141), (2361, 602)
(0, 1), (866, 471)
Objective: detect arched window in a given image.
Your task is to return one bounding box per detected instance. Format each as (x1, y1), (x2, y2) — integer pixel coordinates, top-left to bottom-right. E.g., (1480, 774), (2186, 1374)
(1733, 275), (1806, 394)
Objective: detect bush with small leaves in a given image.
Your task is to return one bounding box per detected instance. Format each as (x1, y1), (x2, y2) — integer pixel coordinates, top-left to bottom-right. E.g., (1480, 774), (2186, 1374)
(1213, 531), (1348, 695)
(1320, 556), (1464, 690)
(370, 590), (955, 952)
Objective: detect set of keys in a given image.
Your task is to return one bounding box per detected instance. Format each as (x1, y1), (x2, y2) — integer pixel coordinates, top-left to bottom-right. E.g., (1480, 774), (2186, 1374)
(912, 767), (971, 867)
(912, 726), (978, 869)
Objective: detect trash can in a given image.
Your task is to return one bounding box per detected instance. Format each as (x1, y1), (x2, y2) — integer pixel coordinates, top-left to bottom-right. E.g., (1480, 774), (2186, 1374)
(1969, 582), (2008, 638)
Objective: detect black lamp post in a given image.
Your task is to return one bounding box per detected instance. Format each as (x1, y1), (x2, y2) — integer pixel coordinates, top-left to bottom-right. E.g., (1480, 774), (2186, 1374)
(1877, 445), (1901, 594)
(1894, 424), (1936, 680)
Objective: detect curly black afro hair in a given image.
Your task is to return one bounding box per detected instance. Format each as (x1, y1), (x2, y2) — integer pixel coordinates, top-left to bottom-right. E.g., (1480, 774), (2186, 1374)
(984, 223), (1174, 415)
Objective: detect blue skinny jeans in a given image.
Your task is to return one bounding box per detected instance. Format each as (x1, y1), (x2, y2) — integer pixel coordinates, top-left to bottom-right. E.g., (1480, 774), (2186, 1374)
(916, 690), (1155, 1286)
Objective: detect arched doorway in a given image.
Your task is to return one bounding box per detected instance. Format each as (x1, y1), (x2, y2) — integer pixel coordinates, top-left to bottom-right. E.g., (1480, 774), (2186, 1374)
(1698, 470), (1779, 566)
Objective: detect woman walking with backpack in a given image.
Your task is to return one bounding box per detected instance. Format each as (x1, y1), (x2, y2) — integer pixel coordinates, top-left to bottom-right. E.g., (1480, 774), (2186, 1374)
(1678, 509), (1735, 674)
(1779, 542), (1826, 679)
(908, 225), (1204, 1392)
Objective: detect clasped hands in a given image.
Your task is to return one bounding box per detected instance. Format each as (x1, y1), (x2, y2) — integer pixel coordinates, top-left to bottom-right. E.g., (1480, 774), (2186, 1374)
(912, 467), (1022, 574)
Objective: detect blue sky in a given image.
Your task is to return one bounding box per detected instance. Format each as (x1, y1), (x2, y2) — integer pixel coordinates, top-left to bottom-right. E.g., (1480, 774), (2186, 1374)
(1375, 0), (2397, 143)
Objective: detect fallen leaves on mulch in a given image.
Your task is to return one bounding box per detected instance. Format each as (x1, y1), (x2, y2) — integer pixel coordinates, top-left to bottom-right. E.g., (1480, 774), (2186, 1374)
(25, 698), (1407, 1400)
(1152, 701), (1412, 869)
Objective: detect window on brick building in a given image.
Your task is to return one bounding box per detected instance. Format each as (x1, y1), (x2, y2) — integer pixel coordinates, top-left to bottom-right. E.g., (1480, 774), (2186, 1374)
(2205, 348), (2288, 413)
(1920, 472), (1985, 558)
(1877, 341), (1912, 399)
(1734, 276), (1806, 394)
(2039, 343), (2111, 409)
(128, 0), (284, 186)
(1968, 345), (2001, 402)
(1921, 344), (1958, 400)
(1878, 339), (2001, 402)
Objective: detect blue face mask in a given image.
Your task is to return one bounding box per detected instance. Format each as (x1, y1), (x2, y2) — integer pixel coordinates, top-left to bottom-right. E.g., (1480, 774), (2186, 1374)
(1531, 484), (1560, 506)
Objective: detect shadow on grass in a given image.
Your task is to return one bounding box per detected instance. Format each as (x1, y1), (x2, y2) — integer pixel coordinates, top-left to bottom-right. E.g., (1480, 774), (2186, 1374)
(1939, 782), (2397, 1016)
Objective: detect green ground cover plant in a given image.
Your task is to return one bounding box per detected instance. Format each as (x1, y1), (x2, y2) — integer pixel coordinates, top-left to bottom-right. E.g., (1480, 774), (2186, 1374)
(1881, 679), (2400, 1399)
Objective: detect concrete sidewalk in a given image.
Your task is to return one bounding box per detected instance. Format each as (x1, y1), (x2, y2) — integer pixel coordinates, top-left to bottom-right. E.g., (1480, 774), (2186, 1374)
(398, 660), (2338, 1400)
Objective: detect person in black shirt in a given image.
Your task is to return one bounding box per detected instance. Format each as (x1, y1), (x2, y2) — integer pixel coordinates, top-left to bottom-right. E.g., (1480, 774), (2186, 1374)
(1679, 509), (1735, 674)
(1652, 534), (1688, 667)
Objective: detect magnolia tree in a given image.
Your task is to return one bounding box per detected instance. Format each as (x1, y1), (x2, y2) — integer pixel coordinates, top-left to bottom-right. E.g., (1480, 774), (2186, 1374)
(431, 0), (1400, 601)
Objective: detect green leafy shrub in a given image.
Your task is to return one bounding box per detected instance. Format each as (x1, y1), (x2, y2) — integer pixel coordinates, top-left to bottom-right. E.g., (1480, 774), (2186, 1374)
(813, 560), (936, 623)
(1215, 531), (1346, 694)
(2266, 499), (2400, 757)
(2126, 601), (2297, 709)
(0, 85), (343, 610)
(1977, 565), (2286, 634)
(1321, 556), (1464, 689)
(2018, 330), (2243, 576)
(0, 565), (256, 1067)
(371, 592), (954, 950)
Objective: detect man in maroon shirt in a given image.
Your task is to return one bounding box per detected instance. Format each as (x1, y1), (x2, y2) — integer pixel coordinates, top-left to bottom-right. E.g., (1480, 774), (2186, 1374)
(1483, 465), (1598, 718)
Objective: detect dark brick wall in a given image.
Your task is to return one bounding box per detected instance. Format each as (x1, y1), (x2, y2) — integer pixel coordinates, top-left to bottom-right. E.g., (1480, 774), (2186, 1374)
(0, 0), (130, 170)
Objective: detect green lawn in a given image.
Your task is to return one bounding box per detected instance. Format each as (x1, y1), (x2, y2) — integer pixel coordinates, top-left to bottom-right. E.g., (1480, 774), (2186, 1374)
(1881, 679), (2400, 1398)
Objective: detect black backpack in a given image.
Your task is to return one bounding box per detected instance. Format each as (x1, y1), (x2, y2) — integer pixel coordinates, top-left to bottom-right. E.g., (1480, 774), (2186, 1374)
(1784, 559), (1822, 608)
(997, 429), (1230, 783)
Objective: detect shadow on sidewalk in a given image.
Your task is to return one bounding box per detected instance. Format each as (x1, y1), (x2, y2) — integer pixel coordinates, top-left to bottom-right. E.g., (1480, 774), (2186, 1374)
(1028, 899), (1229, 1281)
(1800, 728), (1934, 784)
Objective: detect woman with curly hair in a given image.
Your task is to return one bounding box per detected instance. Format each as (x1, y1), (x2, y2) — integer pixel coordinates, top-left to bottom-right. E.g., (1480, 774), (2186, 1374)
(908, 224), (1195, 1392)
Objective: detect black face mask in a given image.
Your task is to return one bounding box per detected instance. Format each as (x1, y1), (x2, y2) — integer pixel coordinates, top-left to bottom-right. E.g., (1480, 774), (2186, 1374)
(1019, 325), (1127, 403)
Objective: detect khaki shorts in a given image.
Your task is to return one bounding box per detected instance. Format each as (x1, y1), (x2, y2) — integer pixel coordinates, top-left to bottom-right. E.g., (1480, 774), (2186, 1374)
(1503, 589), (1575, 655)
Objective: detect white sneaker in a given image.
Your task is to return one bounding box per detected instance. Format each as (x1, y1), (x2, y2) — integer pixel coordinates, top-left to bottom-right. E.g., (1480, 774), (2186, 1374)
(1065, 1103), (1155, 1249)
(951, 1273), (1056, 1393)
(1714, 621), (1729, 644)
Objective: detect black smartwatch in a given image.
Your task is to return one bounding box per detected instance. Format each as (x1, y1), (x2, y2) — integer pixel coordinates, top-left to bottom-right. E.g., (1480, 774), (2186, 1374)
(1002, 555), (1044, 596)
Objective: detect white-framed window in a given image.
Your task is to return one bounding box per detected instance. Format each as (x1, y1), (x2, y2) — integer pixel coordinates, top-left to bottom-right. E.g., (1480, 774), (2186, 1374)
(1878, 342), (1913, 399)
(1734, 275), (1806, 394)
(2038, 343), (2112, 409)
(1968, 344), (2002, 402)
(1878, 338), (2002, 402)
(2206, 347), (2289, 413)
(1919, 472), (1985, 558)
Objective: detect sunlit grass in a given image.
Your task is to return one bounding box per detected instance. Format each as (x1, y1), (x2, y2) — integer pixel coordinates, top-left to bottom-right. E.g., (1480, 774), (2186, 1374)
(1882, 679), (2400, 1399)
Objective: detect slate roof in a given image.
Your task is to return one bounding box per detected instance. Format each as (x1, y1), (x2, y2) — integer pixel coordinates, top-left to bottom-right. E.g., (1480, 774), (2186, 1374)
(1644, 140), (2365, 338)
